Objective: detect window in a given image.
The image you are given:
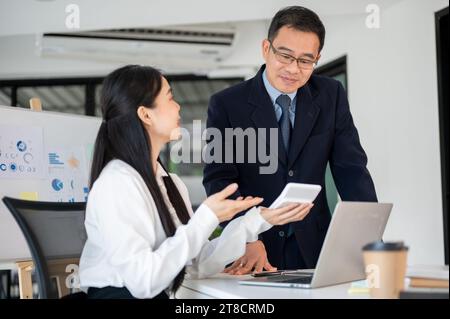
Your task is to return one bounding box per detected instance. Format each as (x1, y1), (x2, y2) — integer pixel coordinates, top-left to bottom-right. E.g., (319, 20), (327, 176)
(162, 77), (243, 176)
(0, 77), (103, 116)
(314, 56), (348, 213)
(435, 7), (449, 264)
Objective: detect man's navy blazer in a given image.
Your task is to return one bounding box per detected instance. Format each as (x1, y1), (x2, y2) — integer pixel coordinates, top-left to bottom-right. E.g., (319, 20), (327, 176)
(203, 65), (377, 268)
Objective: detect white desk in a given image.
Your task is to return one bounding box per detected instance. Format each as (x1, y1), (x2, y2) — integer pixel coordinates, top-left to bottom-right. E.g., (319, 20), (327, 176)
(176, 273), (368, 299)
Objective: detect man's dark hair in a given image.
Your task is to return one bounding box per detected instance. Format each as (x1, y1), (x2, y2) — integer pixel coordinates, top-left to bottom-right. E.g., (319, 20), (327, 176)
(268, 6), (326, 52)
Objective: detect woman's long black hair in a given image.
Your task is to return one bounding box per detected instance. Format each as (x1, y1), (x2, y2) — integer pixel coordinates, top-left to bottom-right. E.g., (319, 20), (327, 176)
(89, 65), (191, 295)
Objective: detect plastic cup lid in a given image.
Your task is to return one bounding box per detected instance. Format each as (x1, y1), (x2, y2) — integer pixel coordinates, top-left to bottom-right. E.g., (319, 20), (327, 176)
(362, 240), (408, 251)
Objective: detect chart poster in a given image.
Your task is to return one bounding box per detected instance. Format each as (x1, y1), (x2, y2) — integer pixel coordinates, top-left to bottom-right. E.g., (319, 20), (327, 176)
(0, 125), (45, 179)
(44, 146), (89, 202)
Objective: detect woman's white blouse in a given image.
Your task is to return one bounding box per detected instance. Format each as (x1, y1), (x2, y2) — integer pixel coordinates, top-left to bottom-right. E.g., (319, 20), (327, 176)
(79, 159), (271, 298)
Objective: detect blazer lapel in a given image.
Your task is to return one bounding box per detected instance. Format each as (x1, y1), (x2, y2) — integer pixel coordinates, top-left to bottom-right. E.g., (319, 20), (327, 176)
(249, 66), (288, 166)
(288, 84), (320, 168)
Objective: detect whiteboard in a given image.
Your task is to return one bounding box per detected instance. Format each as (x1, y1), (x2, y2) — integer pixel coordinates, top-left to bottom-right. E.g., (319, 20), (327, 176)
(0, 105), (101, 262)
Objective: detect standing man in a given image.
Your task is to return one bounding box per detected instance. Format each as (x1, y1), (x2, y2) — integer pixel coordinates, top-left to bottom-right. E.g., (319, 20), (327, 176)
(203, 6), (377, 273)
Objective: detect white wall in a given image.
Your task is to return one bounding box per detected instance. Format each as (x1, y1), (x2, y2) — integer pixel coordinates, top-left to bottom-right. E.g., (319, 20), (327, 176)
(0, 0), (397, 37)
(319, 0), (447, 265)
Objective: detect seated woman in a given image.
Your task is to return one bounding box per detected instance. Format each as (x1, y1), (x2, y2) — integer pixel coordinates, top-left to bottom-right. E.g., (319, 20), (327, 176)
(79, 65), (313, 299)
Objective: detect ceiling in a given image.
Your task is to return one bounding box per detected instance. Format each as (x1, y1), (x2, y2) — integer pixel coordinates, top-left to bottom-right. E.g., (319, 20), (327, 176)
(0, 0), (404, 79)
(0, 0), (403, 37)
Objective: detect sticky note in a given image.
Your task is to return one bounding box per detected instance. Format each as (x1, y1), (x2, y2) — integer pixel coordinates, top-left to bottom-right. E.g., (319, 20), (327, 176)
(19, 192), (39, 201)
(348, 280), (370, 295)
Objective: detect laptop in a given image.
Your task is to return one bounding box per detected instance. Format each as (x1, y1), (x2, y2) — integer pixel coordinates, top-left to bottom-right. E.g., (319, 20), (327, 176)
(238, 202), (392, 289)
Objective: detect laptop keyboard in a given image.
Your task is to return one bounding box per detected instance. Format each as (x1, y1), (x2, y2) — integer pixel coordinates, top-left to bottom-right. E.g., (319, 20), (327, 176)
(278, 275), (313, 284)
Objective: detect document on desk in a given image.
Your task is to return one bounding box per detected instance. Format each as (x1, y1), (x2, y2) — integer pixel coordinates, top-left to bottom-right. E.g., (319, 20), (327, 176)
(406, 265), (449, 280)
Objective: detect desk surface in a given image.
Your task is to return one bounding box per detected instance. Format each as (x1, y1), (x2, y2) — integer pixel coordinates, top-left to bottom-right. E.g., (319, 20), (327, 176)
(177, 273), (368, 299)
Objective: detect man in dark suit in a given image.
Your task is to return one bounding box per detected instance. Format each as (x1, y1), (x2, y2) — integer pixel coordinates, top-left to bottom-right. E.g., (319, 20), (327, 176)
(203, 6), (377, 274)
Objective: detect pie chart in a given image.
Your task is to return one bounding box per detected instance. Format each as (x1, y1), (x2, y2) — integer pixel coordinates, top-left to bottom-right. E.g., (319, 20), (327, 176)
(51, 178), (64, 191)
(17, 141), (27, 152)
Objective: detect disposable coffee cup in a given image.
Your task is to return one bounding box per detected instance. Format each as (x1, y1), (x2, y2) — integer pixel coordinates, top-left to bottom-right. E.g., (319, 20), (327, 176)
(362, 241), (408, 299)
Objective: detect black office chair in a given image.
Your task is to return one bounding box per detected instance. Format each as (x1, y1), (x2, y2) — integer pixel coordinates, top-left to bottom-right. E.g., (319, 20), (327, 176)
(2, 197), (88, 299)
(0, 270), (11, 299)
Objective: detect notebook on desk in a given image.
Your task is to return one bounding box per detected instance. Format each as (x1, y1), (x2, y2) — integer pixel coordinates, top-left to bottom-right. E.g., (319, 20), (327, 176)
(239, 202), (393, 289)
(406, 264), (449, 288)
(400, 288), (449, 299)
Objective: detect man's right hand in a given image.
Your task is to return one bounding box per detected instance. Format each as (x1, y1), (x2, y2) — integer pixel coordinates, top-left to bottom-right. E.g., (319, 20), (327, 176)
(260, 203), (313, 225)
(223, 240), (276, 275)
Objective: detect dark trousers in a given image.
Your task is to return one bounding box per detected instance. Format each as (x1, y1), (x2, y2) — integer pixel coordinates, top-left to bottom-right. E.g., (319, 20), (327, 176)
(283, 233), (307, 270)
(87, 286), (169, 299)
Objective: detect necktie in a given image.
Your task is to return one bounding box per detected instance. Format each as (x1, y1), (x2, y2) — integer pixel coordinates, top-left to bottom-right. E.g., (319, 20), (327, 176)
(276, 94), (295, 237)
(276, 94), (292, 154)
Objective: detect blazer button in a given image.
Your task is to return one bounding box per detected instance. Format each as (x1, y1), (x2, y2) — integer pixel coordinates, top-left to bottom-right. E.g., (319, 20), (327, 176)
(278, 231), (285, 237)
(288, 170), (294, 177)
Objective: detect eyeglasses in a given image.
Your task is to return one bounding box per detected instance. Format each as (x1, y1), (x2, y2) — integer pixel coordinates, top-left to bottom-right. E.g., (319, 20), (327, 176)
(269, 41), (317, 70)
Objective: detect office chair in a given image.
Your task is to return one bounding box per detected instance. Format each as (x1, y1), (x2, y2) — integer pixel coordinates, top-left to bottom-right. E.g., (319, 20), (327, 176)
(0, 270), (11, 299)
(2, 197), (87, 299)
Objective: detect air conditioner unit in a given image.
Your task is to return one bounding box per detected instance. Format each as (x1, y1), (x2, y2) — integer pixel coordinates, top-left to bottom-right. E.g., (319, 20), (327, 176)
(39, 26), (237, 72)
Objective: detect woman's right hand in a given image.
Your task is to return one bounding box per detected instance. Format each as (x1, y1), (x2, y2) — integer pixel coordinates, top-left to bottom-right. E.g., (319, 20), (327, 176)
(203, 183), (263, 223)
(259, 203), (314, 225)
